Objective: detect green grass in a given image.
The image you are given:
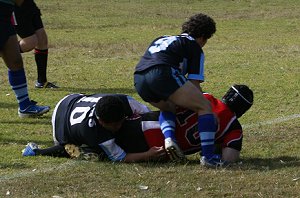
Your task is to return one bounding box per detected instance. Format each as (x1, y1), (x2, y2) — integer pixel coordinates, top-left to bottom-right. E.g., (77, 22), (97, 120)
(0, 0), (299, 197)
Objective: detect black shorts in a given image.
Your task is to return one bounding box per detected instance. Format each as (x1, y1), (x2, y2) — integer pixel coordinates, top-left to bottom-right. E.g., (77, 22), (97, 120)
(14, 0), (43, 38)
(0, 2), (15, 50)
(134, 66), (187, 103)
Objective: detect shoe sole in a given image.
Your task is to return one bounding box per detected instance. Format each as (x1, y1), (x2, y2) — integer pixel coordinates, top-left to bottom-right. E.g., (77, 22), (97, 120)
(200, 158), (226, 168)
(64, 144), (81, 158)
(64, 144), (99, 161)
(165, 146), (186, 161)
(35, 86), (59, 89)
(35, 82), (59, 89)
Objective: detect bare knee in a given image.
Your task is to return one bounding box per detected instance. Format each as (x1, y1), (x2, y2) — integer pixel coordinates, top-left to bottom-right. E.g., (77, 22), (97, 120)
(19, 35), (38, 52)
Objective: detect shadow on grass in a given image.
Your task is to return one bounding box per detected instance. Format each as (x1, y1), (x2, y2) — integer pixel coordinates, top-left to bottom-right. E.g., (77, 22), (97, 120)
(238, 156), (300, 170)
(137, 156), (300, 171)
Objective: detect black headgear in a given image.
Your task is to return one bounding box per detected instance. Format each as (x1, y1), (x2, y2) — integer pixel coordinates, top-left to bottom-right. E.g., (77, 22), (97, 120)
(222, 84), (253, 118)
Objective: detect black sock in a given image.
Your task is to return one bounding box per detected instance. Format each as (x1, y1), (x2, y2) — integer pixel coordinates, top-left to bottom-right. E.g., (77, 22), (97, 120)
(34, 48), (48, 83)
(35, 145), (69, 157)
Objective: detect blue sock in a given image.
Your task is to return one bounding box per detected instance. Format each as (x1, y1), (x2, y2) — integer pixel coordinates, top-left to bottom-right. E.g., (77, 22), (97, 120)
(159, 111), (176, 141)
(198, 114), (217, 159)
(8, 69), (31, 110)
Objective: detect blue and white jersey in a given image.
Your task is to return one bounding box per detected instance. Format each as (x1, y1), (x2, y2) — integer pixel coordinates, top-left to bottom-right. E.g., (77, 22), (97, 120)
(52, 93), (150, 162)
(135, 33), (205, 82)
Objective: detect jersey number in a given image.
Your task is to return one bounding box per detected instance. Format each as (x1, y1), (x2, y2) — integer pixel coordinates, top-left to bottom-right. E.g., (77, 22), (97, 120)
(176, 110), (200, 146)
(148, 36), (177, 54)
(70, 107), (91, 126)
(69, 96), (102, 126)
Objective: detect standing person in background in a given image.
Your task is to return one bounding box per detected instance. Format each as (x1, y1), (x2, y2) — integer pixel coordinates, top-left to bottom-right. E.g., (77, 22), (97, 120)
(134, 13), (222, 167)
(0, 0), (50, 117)
(14, 0), (58, 88)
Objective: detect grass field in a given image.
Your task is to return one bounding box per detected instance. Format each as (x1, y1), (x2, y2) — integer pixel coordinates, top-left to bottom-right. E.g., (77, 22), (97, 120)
(0, 0), (299, 197)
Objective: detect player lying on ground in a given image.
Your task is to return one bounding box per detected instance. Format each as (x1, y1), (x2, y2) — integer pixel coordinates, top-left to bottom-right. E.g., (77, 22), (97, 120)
(22, 93), (166, 162)
(22, 84), (253, 166)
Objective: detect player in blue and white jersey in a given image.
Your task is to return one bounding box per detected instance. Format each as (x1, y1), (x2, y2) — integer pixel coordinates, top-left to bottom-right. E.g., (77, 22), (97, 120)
(134, 13), (222, 166)
(22, 93), (165, 162)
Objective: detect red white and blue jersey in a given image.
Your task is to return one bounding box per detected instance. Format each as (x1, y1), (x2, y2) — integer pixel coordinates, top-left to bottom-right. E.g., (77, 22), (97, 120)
(140, 93), (243, 154)
(52, 93), (150, 162)
(135, 33), (205, 82)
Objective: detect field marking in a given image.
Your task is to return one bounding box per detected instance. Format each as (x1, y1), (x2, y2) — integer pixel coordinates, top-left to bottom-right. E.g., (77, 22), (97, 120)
(242, 114), (300, 129)
(0, 113), (299, 182)
(0, 161), (77, 182)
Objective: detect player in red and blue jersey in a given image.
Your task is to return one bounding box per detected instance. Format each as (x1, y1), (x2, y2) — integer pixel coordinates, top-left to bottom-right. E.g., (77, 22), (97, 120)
(141, 84), (253, 164)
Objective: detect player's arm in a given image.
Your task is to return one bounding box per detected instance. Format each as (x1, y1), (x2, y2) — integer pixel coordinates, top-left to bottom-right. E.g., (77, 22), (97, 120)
(123, 146), (166, 163)
(99, 139), (165, 163)
(220, 120), (243, 162)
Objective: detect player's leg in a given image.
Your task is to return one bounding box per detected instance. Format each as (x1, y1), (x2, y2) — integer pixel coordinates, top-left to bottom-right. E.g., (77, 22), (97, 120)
(135, 67), (187, 161)
(15, 2), (58, 88)
(168, 81), (224, 167)
(19, 34), (38, 52)
(22, 142), (68, 157)
(1, 34), (50, 117)
(150, 100), (185, 161)
(219, 127), (243, 162)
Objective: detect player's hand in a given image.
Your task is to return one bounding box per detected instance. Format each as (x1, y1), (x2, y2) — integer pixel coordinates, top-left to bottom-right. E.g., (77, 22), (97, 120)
(147, 146), (166, 159)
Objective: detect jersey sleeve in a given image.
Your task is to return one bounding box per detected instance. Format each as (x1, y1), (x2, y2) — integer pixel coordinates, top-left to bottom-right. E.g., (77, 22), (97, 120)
(126, 96), (151, 115)
(98, 139), (126, 162)
(218, 120), (243, 151)
(185, 40), (205, 82)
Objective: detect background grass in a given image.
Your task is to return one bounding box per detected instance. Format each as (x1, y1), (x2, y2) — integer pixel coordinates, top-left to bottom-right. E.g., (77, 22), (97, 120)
(0, 0), (299, 197)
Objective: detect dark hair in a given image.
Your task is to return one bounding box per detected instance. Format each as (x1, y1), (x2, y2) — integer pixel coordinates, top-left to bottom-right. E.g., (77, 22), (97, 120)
(95, 95), (125, 123)
(181, 13), (216, 39)
(222, 84), (254, 118)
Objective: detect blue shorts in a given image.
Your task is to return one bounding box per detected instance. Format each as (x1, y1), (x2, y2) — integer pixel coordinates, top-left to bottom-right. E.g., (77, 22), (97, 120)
(134, 66), (187, 103)
(0, 3), (15, 50)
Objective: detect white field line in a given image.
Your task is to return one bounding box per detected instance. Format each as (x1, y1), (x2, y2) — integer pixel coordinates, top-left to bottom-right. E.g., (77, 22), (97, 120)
(0, 113), (299, 182)
(0, 161), (77, 182)
(242, 114), (300, 129)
